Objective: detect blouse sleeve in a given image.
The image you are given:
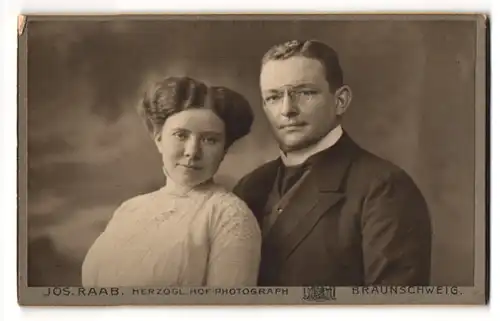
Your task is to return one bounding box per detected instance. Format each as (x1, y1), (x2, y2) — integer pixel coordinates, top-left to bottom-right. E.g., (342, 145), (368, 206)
(206, 194), (262, 286)
(81, 199), (134, 287)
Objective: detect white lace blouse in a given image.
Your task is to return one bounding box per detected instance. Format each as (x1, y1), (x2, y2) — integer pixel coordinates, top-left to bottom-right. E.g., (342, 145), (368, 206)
(81, 180), (262, 287)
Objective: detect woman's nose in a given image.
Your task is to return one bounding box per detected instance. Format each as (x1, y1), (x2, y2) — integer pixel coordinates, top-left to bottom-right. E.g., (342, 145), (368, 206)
(184, 137), (202, 160)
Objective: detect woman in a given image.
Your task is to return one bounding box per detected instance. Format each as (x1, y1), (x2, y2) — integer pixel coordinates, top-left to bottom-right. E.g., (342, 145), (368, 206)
(81, 76), (261, 287)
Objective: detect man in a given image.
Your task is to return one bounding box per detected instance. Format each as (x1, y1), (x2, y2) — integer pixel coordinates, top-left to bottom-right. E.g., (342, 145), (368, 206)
(233, 39), (432, 286)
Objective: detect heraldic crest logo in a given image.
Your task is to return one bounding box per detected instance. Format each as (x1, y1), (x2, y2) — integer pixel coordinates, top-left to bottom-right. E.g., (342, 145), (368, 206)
(302, 286), (337, 302)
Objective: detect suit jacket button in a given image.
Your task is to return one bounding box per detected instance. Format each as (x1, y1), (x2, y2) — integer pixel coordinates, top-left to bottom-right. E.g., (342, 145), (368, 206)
(277, 208), (283, 213)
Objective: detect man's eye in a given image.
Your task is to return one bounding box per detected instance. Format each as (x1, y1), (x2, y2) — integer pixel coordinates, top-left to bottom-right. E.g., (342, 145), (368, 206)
(297, 90), (317, 97)
(265, 95), (281, 103)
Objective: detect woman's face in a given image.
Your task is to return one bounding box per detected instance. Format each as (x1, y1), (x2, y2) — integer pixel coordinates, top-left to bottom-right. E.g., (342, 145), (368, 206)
(155, 108), (227, 188)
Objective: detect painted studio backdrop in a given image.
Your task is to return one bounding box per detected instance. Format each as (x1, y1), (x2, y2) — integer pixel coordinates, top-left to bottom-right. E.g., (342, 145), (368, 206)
(26, 18), (476, 286)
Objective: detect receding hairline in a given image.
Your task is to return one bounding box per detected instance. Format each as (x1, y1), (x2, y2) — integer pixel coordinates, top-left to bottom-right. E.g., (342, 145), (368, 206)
(262, 40), (333, 61)
(259, 56), (332, 91)
(260, 40), (344, 91)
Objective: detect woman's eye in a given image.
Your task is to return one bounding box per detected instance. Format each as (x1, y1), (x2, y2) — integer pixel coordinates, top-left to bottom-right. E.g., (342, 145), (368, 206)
(173, 132), (188, 140)
(202, 137), (218, 145)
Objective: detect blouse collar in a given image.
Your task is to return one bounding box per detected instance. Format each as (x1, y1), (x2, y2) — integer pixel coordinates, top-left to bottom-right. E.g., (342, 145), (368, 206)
(160, 167), (215, 197)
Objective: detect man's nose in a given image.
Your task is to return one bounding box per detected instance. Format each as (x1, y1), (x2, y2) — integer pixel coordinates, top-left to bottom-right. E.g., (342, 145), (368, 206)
(280, 92), (298, 117)
(184, 137), (202, 160)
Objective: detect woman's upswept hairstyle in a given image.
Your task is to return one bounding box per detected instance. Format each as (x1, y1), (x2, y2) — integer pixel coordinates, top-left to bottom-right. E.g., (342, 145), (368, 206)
(139, 76), (254, 149)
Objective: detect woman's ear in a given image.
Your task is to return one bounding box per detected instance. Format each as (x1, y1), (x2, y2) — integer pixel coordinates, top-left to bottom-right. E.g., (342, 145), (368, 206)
(153, 132), (163, 154)
(334, 85), (352, 116)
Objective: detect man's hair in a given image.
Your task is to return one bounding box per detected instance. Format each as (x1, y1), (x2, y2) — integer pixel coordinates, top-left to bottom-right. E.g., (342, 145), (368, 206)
(261, 40), (344, 91)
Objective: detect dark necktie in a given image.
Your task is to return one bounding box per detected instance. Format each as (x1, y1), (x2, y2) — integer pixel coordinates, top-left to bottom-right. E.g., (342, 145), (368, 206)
(280, 163), (309, 195)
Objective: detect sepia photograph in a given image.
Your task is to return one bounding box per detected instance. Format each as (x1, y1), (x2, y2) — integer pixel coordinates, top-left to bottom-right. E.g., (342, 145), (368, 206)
(17, 13), (488, 305)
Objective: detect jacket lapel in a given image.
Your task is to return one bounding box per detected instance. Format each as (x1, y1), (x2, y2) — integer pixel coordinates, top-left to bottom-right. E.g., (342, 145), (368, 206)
(243, 160), (280, 226)
(261, 133), (359, 272)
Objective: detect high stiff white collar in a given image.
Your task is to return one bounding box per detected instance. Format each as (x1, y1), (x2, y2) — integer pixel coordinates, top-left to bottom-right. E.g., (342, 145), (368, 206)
(279, 125), (343, 167)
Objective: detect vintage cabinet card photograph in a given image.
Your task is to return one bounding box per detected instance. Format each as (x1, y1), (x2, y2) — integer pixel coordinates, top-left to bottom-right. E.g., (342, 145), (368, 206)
(17, 13), (489, 306)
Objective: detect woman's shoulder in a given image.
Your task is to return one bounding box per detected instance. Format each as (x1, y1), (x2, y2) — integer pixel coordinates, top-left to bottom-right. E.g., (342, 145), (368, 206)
(207, 184), (253, 212)
(204, 183), (259, 225)
(204, 183), (261, 239)
(112, 189), (163, 217)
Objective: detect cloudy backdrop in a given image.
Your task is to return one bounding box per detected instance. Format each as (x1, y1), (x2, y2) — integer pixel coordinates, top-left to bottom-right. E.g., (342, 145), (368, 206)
(24, 17), (477, 286)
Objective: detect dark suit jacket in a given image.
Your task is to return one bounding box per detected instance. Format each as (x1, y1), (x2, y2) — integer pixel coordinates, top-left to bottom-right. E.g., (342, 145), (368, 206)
(233, 132), (432, 286)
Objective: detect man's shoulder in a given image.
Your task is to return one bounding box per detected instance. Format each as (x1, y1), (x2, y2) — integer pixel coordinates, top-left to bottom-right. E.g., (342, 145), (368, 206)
(353, 145), (402, 174)
(335, 135), (416, 185)
(347, 142), (422, 194)
(239, 159), (279, 183)
(232, 159), (279, 197)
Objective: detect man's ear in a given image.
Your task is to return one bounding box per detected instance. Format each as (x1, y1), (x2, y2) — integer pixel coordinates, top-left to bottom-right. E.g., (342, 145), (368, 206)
(334, 85), (352, 116)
